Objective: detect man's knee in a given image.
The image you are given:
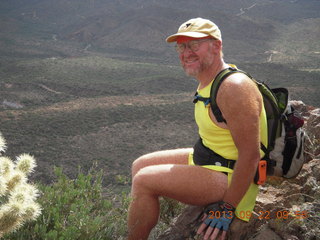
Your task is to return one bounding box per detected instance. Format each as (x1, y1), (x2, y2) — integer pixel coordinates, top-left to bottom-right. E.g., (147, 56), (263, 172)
(131, 149), (191, 177)
(131, 153), (153, 177)
(131, 156), (142, 177)
(131, 151), (166, 177)
(131, 166), (155, 196)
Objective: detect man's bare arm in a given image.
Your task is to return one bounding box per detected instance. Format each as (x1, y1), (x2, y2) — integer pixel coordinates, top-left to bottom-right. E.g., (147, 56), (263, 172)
(217, 73), (263, 207)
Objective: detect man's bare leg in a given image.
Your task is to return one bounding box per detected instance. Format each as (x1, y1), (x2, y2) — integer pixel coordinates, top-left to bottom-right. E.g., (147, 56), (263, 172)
(127, 150), (228, 240)
(131, 148), (192, 177)
(128, 148), (191, 239)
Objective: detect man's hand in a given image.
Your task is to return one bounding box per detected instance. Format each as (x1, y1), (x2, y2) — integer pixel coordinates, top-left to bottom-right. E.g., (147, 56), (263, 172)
(197, 201), (235, 240)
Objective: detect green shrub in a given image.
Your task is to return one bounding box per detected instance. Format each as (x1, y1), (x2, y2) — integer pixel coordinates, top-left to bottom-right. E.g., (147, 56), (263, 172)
(3, 166), (130, 240)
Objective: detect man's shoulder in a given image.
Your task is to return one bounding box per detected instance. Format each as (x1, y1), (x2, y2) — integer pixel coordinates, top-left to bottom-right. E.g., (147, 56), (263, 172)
(219, 72), (257, 95)
(216, 70), (262, 113)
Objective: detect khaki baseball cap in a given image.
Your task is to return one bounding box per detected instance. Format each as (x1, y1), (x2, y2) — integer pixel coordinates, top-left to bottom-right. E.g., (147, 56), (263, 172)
(166, 18), (221, 43)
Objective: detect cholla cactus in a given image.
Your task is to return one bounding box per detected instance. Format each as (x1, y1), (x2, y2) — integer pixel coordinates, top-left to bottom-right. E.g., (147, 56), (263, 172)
(0, 132), (41, 237)
(0, 133), (6, 153)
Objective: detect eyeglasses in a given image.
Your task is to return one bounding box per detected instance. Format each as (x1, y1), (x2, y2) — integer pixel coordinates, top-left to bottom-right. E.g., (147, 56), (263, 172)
(175, 39), (214, 54)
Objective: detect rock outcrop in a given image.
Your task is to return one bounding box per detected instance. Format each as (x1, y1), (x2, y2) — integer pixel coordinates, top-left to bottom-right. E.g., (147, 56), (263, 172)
(158, 101), (320, 240)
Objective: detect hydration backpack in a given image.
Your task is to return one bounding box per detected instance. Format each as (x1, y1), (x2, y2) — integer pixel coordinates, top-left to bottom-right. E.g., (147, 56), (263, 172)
(194, 67), (306, 181)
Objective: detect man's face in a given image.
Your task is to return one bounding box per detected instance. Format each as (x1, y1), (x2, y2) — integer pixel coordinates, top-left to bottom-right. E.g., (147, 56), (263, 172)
(177, 37), (215, 77)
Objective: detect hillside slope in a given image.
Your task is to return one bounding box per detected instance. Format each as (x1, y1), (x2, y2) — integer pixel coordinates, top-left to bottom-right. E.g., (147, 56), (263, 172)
(0, 0), (319, 65)
(0, 0), (319, 186)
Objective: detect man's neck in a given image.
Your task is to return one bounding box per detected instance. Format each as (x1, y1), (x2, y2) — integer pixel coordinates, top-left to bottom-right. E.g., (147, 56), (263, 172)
(197, 60), (229, 89)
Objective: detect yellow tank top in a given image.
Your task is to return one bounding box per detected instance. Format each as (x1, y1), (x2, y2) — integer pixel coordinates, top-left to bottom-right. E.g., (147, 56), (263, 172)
(194, 75), (268, 173)
(192, 72), (268, 222)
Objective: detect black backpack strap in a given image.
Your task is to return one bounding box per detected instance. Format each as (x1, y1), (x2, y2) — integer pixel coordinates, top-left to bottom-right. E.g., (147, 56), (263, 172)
(210, 67), (252, 123)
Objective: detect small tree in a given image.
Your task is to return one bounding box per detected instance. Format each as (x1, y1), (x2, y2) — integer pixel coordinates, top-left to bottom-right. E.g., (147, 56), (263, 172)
(0, 132), (41, 237)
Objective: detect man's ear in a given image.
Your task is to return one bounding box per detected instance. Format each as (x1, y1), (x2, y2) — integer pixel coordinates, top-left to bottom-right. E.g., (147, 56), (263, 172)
(215, 40), (223, 50)
(210, 40), (222, 54)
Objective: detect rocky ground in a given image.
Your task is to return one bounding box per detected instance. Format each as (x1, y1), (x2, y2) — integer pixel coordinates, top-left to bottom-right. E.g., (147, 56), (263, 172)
(158, 101), (320, 240)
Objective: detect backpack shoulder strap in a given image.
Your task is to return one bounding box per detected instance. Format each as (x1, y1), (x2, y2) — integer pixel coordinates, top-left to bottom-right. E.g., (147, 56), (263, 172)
(210, 67), (252, 123)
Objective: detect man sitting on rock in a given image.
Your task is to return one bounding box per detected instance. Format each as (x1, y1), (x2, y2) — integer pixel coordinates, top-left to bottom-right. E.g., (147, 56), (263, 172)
(127, 17), (268, 240)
